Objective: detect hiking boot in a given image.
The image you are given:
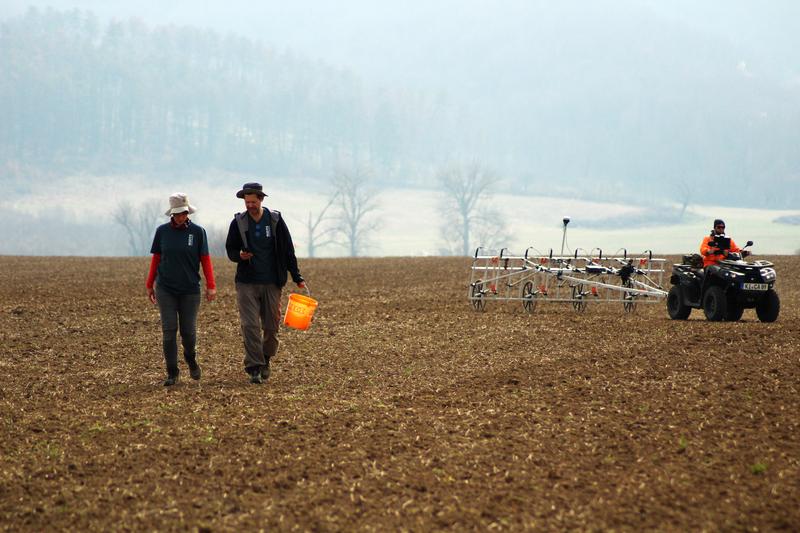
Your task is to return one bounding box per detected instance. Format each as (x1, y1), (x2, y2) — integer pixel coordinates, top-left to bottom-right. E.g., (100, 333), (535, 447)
(188, 360), (202, 380)
(249, 370), (263, 385)
(164, 374), (179, 386)
(260, 361), (271, 381)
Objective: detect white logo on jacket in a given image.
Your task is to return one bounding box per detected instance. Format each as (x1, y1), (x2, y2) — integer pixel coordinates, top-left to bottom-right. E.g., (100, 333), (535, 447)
(188, 234), (194, 246)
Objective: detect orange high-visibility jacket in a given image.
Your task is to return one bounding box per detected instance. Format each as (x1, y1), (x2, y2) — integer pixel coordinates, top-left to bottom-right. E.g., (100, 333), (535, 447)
(700, 235), (741, 267)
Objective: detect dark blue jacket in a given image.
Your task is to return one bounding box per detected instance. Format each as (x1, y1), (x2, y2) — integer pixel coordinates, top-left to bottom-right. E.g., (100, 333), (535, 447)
(225, 208), (303, 287)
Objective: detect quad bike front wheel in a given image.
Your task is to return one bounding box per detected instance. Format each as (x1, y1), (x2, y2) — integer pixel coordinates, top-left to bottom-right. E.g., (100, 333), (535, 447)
(703, 286), (727, 321)
(725, 301), (744, 322)
(756, 289), (780, 322)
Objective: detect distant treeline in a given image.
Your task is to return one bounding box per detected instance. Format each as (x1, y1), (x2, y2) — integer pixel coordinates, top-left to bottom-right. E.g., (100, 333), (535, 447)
(2, 7), (800, 210)
(0, 8), (450, 180)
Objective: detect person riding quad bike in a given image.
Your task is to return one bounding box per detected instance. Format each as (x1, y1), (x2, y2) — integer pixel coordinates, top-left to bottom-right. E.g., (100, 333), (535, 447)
(667, 219), (780, 322)
(699, 219), (749, 267)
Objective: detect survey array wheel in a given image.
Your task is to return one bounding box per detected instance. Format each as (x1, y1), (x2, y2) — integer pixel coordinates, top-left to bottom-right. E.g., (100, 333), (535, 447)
(571, 284), (587, 312)
(621, 279), (638, 313)
(470, 280), (487, 312)
(521, 281), (538, 314)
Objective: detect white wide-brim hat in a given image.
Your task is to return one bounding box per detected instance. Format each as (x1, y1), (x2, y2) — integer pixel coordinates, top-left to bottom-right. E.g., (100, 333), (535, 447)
(165, 192), (196, 216)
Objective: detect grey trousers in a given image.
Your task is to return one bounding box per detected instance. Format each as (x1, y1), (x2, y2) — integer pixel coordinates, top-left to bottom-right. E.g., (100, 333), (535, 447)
(155, 285), (201, 377)
(236, 282), (282, 372)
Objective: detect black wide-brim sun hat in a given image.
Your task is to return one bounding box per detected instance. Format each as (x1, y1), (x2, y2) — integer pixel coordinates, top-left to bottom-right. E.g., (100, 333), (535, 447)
(236, 182), (268, 199)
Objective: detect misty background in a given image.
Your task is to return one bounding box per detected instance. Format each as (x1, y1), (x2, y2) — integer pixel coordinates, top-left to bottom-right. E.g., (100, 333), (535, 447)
(1, 1), (799, 257)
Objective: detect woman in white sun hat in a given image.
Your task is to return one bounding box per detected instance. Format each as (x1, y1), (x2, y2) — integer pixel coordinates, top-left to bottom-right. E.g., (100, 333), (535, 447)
(145, 193), (216, 386)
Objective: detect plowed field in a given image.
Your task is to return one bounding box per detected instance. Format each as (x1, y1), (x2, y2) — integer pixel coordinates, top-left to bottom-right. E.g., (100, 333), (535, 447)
(1, 255), (799, 531)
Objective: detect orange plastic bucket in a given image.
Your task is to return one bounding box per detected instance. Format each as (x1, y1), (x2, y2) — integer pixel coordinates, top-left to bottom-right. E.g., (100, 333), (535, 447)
(284, 293), (318, 330)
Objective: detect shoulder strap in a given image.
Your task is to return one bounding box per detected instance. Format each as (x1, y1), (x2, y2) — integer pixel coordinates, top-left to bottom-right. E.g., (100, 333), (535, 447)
(235, 212), (249, 250)
(270, 209), (280, 236)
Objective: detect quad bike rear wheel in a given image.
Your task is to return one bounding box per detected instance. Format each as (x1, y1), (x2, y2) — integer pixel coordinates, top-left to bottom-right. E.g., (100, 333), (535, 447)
(667, 286), (691, 320)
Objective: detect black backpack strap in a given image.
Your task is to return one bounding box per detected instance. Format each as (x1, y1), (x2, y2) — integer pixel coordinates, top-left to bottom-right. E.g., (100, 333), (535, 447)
(235, 212), (249, 250)
(270, 209), (280, 238)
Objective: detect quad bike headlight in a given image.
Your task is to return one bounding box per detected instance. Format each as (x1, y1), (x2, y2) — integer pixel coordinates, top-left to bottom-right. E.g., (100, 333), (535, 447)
(760, 268), (776, 282)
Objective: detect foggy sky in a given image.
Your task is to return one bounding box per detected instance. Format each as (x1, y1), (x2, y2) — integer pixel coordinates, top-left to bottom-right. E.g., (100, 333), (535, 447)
(4, 0), (799, 93)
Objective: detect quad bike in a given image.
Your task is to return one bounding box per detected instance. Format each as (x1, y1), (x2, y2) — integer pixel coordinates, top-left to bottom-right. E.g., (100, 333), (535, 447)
(667, 240), (779, 322)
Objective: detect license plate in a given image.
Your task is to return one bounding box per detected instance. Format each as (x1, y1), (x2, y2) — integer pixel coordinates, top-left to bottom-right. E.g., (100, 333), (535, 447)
(742, 282), (768, 291)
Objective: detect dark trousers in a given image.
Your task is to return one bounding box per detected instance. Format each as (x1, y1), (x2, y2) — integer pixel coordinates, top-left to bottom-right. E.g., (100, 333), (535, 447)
(236, 282), (281, 372)
(155, 285), (201, 377)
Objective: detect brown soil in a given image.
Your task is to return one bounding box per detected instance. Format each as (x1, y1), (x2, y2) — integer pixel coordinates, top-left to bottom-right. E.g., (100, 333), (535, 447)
(1, 255), (799, 531)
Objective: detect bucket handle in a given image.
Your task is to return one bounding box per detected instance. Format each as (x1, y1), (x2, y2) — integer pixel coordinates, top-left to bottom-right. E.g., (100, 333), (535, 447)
(299, 281), (311, 297)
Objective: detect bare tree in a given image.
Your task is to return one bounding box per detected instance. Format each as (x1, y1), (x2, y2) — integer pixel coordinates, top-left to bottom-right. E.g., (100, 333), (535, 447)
(331, 167), (380, 257)
(673, 178), (693, 220)
(439, 204), (509, 256)
(473, 205), (510, 252)
(438, 162), (501, 256)
(112, 199), (164, 256)
(305, 191), (339, 258)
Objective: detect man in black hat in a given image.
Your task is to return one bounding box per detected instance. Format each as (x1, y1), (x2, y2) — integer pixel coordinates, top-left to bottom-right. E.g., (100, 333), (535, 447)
(225, 182), (305, 384)
(699, 218), (747, 267)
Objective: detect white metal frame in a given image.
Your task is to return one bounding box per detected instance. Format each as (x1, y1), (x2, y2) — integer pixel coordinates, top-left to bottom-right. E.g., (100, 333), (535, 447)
(468, 246), (668, 313)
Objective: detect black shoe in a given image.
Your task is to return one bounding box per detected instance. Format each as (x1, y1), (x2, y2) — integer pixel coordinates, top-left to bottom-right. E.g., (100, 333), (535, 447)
(260, 361), (271, 381)
(188, 360), (202, 380)
(164, 374), (179, 386)
(249, 370), (263, 384)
